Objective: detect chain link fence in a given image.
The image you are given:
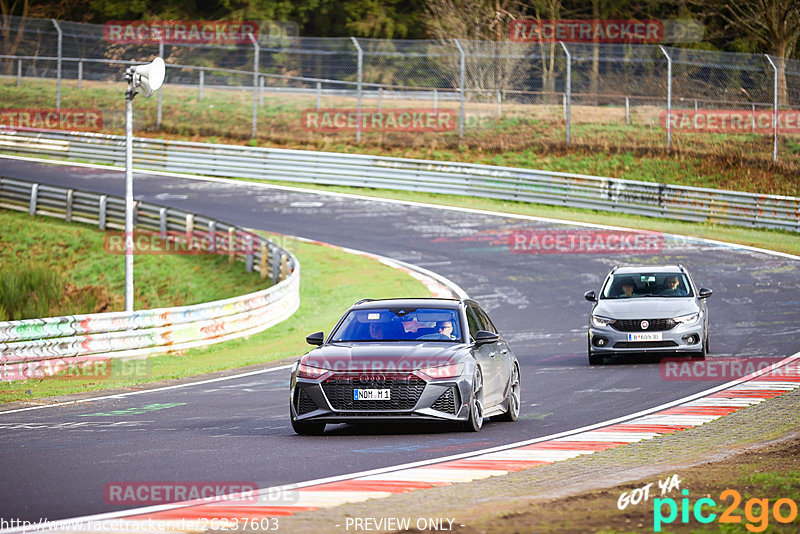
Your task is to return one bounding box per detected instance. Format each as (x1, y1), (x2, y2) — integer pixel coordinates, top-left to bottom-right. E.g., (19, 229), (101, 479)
(1, 15), (798, 164)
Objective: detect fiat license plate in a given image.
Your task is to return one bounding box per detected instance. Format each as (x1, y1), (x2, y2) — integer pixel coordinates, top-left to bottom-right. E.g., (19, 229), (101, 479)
(628, 332), (662, 342)
(354, 389), (391, 401)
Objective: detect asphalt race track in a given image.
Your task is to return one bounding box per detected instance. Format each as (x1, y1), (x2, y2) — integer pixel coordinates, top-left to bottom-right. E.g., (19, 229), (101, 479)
(1, 157), (799, 523)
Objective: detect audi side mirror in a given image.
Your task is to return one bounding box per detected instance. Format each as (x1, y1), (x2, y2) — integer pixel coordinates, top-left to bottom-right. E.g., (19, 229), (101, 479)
(698, 288), (713, 299)
(306, 331), (324, 346)
(474, 330), (500, 345)
(584, 290), (597, 302)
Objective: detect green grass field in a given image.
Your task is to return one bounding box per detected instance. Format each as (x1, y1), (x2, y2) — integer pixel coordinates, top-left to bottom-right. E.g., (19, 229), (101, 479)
(0, 208), (270, 318)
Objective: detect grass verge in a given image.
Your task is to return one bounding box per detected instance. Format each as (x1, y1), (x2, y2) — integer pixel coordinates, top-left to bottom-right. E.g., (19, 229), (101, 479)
(0, 208), (269, 316)
(0, 230), (430, 403)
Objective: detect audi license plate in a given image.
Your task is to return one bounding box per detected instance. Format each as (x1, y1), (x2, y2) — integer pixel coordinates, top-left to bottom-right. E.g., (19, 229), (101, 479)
(354, 389), (391, 401)
(628, 332), (662, 342)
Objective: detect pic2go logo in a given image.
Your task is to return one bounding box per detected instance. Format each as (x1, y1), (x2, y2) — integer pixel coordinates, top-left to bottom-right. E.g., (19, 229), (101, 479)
(654, 489), (799, 532)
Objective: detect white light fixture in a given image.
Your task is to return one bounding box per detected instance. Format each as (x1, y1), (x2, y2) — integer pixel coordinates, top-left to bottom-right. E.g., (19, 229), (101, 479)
(124, 57), (165, 312)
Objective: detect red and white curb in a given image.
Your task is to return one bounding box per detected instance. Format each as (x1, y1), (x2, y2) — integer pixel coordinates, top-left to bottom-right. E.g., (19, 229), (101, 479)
(27, 355), (800, 533)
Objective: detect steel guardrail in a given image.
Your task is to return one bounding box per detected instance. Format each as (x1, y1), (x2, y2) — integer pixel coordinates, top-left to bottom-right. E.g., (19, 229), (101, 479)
(0, 176), (300, 380)
(1, 128), (797, 232)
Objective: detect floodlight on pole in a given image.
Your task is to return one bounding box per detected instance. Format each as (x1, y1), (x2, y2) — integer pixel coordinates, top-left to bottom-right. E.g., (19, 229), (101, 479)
(124, 57), (165, 312)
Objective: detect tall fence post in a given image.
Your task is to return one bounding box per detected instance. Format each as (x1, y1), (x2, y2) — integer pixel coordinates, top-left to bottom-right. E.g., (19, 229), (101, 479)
(51, 19), (62, 111)
(625, 96), (630, 124)
(659, 45), (672, 150)
(77, 61), (83, 90)
(250, 33), (259, 139)
(453, 39), (465, 145)
(765, 54), (779, 162)
(559, 42), (571, 146)
(157, 40), (164, 129)
(497, 90), (501, 118)
(351, 37), (363, 143)
(433, 88), (438, 113)
(378, 87), (383, 112)
(259, 75), (265, 106)
(199, 69), (204, 101)
(17, 59), (22, 87)
(316, 81), (321, 110)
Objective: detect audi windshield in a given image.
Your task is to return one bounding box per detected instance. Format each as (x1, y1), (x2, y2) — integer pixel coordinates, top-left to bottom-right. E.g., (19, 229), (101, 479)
(329, 307), (463, 342)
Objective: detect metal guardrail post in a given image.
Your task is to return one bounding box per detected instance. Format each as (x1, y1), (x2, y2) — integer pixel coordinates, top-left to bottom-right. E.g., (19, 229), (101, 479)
(65, 189), (73, 222)
(351, 37), (363, 143)
(659, 45), (672, 150)
(99, 195), (107, 230)
(245, 234), (254, 272)
(453, 39), (465, 144)
(208, 220), (216, 253)
(199, 69), (204, 101)
(250, 33), (259, 139)
(559, 42), (571, 146)
(17, 59), (22, 87)
(316, 82), (321, 110)
(157, 40), (164, 130)
(77, 61), (83, 90)
(765, 54), (779, 162)
(159, 207), (167, 238)
(29, 183), (38, 215)
(51, 19), (62, 111)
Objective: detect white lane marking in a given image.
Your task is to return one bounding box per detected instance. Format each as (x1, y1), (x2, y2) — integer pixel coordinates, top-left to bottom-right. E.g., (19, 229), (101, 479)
(2, 154), (799, 262)
(0, 365), (292, 416)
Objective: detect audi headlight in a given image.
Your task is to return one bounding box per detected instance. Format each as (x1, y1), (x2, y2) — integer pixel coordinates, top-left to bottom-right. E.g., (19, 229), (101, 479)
(591, 315), (616, 328)
(674, 312), (700, 325)
(297, 363), (329, 379)
(418, 362), (465, 379)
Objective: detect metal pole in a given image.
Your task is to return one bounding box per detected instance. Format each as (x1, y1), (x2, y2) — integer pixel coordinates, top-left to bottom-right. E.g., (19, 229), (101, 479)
(693, 100), (698, 128)
(378, 87), (383, 112)
(51, 19), (62, 111)
(497, 90), (501, 118)
(454, 39), (465, 144)
(433, 88), (438, 113)
(259, 75), (265, 106)
(659, 45), (672, 149)
(751, 103), (755, 133)
(157, 40), (164, 129)
(124, 77), (135, 312)
(625, 96), (629, 124)
(765, 54), (779, 161)
(17, 59), (21, 87)
(77, 60), (83, 90)
(316, 81), (321, 110)
(251, 33), (259, 139)
(199, 70), (204, 101)
(559, 41), (571, 146)
(351, 37), (363, 143)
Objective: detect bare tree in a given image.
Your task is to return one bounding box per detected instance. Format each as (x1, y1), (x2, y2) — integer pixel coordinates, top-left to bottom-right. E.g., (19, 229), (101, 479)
(424, 0), (529, 98)
(697, 0), (800, 105)
(0, 0), (32, 73)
